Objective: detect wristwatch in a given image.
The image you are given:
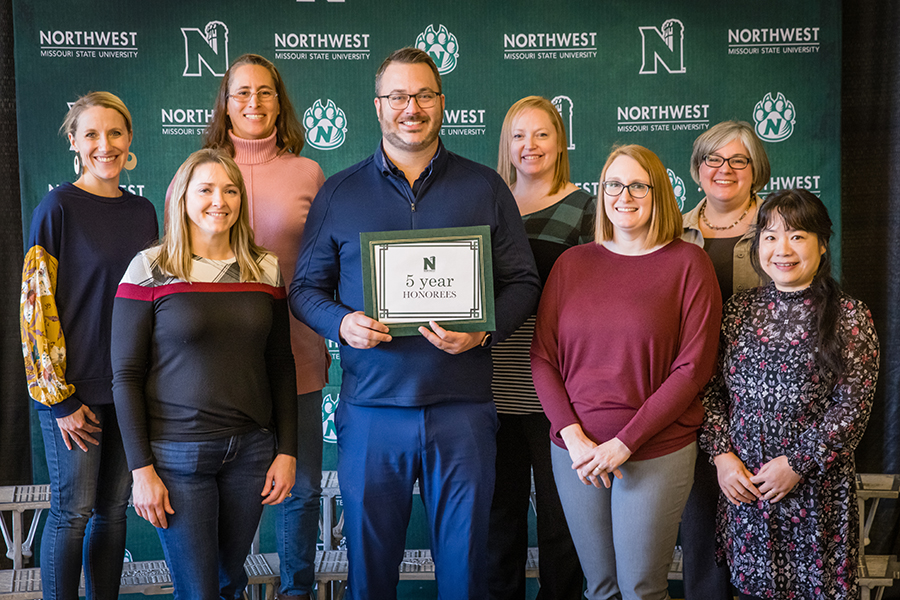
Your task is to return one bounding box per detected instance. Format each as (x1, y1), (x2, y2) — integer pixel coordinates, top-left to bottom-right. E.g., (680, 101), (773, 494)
(480, 332), (492, 347)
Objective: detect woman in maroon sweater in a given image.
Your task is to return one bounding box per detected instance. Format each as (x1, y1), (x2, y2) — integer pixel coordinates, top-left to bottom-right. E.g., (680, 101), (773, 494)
(531, 144), (722, 600)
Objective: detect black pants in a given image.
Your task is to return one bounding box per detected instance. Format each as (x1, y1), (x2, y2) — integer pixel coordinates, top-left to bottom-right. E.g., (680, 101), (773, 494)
(487, 412), (584, 600)
(680, 448), (734, 600)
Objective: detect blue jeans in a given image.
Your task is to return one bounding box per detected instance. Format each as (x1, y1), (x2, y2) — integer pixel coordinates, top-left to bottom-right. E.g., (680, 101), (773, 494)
(552, 442), (697, 600)
(151, 428), (275, 600)
(336, 400), (498, 600)
(275, 391), (324, 596)
(39, 404), (131, 600)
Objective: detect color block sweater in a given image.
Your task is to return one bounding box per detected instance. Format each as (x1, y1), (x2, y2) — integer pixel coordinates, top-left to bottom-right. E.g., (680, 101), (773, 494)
(111, 247), (297, 471)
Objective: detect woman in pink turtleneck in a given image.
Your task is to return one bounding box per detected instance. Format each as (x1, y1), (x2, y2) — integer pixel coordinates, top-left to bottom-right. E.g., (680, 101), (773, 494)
(203, 54), (327, 600)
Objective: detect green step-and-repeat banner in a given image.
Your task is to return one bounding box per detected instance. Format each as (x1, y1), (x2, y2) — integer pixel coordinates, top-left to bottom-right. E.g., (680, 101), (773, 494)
(13, 0), (839, 596)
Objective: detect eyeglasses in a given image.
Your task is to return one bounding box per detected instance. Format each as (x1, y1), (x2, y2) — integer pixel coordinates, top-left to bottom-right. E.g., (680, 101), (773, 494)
(228, 89), (278, 104)
(601, 181), (653, 199)
(703, 154), (751, 170)
(376, 92), (440, 110)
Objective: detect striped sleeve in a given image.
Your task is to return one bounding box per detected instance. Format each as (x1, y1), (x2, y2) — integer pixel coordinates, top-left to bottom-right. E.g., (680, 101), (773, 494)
(491, 316), (541, 413)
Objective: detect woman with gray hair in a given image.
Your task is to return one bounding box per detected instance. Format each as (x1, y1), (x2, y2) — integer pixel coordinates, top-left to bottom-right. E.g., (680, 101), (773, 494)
(680, 120), (771, 599)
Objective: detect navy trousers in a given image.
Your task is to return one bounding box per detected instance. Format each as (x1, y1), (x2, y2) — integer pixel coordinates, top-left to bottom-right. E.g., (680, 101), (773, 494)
(336, 400), (497, 600)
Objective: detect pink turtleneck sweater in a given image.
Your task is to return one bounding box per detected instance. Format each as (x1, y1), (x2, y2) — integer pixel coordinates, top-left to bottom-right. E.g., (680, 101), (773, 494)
(229, 130), (328, 393)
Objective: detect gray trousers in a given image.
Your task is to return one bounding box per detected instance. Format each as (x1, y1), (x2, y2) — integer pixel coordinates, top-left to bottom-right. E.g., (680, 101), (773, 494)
(551, 441), (697, 600)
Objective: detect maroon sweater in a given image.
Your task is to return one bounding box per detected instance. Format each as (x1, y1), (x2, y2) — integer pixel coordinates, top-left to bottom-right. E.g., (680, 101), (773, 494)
(531, 239), (722, 461)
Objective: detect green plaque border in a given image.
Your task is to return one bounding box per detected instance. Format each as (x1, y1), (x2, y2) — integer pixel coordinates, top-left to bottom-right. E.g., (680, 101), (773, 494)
(360, 225), (495, 337)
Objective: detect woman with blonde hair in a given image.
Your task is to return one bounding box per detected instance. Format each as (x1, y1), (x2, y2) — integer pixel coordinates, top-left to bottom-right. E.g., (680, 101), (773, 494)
(21, 91), (157, 600)
(112, 148), (297, 600)
(489, 95), (591, 599)
(201, 54), (328, 600)
(532, 145), (721, 599)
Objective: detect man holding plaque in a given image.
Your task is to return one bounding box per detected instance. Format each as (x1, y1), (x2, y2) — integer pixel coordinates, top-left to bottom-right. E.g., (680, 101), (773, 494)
(290, 47), (539, 600)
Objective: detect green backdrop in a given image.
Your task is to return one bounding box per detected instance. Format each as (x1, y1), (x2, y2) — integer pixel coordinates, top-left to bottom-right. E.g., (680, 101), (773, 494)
(13, 0), (840, 597)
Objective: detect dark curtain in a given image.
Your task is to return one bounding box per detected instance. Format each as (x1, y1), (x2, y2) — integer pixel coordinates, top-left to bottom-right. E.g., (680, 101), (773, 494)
(0, 0), (28, 570)
(842, 0), (900, 570)
(0, 0), (29, 487)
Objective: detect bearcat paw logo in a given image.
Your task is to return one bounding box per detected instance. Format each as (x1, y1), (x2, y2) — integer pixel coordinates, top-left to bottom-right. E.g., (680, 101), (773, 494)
(667, 169), (686, 211)
(304, 99), (347, 151)
(753, 92), (795, 142)
(416, 24), (458, 75)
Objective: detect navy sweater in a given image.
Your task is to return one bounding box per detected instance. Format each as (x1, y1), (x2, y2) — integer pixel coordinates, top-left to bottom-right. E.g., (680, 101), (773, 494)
(290, 142), (540, 407)
(21, 183), (157, 417)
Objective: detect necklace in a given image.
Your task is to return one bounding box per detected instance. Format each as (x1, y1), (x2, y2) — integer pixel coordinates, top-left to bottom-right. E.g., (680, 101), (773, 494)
(700, 197), (754, 231)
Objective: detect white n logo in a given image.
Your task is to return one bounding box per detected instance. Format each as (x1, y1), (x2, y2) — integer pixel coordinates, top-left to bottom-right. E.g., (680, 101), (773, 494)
(552, 95), (575, 150)
(182, 21), (229, 77)
(639, 19), (685, 74)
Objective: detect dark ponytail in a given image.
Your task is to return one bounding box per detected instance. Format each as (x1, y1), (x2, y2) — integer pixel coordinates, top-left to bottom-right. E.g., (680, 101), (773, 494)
(751, 189), (844, 380)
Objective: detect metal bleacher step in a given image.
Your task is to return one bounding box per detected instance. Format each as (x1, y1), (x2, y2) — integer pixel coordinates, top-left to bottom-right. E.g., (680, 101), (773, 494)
(313, 546), (539, 582)
(2, 474), (899, 598)
(857, 474), (900, 500)
(0, 553), (283, 600)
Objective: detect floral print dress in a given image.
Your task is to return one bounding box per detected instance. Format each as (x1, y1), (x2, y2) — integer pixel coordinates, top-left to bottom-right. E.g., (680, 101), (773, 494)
(701, 282), (879, 600)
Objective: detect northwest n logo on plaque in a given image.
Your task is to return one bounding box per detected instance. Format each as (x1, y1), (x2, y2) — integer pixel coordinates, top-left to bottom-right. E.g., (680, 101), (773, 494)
(753, 92), (796, 142)
(361, 226), (495, 336)
(639, 18), (685, 74)
(304, 99), (348, 150)
(182, 21), (229, 77)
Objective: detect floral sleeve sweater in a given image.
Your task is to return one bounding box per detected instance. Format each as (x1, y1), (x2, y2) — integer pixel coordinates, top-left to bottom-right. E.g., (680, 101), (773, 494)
(20, 183), (158, 417)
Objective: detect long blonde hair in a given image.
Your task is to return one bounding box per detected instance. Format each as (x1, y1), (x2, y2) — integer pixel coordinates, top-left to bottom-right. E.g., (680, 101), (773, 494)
(157, 149), (264, 282)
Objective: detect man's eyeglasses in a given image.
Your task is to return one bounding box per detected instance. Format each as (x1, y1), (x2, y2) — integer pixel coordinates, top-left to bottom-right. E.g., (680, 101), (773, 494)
(377, 92), (440, 110)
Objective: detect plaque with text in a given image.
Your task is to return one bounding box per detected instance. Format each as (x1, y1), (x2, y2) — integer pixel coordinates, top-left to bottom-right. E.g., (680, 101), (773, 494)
(360, 226), (495, 336)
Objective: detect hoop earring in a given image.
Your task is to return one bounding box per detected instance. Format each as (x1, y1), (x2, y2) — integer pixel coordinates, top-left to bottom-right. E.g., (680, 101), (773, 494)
(125, 152), (137, 171)
(73, 153), (81, 176)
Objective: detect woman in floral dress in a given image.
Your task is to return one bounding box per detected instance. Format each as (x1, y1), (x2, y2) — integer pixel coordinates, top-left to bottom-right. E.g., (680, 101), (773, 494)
(701, 188), (879, 600)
